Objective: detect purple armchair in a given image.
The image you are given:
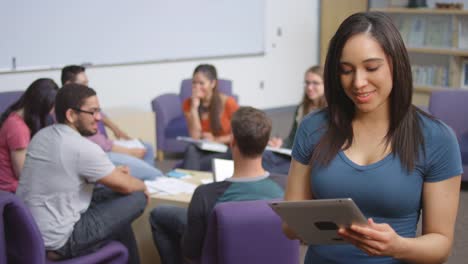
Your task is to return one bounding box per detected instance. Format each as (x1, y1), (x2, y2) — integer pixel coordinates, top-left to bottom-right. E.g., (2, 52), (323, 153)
(151, 79), (237, 159)
(0, 191), (128, 264)
(429, 90), (468, 182)
(0, 91), (23, 114)
(200, 200), (300, 264)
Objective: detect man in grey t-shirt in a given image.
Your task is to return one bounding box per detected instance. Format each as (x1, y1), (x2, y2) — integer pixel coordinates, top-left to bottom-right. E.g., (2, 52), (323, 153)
(17, 84), (148, 263)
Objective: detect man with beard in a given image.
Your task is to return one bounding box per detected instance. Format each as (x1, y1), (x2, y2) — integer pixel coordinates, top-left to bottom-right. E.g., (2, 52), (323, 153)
(16, 84), (148, 264)
(60, 65), (162, 181)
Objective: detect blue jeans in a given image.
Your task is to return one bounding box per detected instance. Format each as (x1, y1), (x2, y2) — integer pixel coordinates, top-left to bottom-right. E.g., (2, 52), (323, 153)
(141, 141), (156, 166)
(108, 141), (163, 181)
(149, 205), (188, 264)
(55, 188), (147, 264)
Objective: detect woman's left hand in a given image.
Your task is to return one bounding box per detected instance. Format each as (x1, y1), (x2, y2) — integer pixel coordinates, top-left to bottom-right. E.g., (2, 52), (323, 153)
(338, 218), (405, 257)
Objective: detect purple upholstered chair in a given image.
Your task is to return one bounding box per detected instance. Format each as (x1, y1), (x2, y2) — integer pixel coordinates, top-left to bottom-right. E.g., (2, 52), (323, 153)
(0, 191), (128, 264)
(200, 200), (300, 264)
(151, 79), (237, 159)
(428, 90), (468, 182)
(0, 91), (23, 114)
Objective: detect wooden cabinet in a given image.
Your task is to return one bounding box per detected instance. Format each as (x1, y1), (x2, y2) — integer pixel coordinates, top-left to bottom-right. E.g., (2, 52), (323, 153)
(320, 0), (368, 65)
(372, 7), (468, 105)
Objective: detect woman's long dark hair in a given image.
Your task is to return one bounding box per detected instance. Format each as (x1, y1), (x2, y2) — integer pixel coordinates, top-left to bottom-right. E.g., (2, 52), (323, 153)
(312, 12), (426, 171)
(301, 65), (327, 116)
(0, 78), (59, 136)
(193, 64), (223, 135)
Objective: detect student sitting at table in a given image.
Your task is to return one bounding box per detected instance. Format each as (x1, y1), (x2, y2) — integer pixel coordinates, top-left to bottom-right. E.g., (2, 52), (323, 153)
(150, 107), (285, 264)
(16, 84), (148, 263)
(181, 64), (239, 171)
(61, 65), (162, 180)
(262, 65), (327, 175)
(0, 78), (58, 192)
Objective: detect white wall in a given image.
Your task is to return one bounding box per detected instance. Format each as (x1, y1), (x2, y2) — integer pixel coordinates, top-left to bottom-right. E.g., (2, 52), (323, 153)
(0, 0), (319, 111)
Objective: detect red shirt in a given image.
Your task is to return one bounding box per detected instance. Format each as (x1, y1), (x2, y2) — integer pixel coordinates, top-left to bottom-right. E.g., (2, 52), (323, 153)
(0, 113), (30, 192)
(183, 96), (239, 136)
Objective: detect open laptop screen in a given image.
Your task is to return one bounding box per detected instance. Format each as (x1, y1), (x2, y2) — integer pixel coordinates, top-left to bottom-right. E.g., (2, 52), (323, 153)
(211, 158), (234, 182)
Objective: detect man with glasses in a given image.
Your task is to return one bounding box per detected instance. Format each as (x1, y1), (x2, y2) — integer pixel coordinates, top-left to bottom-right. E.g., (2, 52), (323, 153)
(17, 84), (148, 263)
(61, 65), (162, 181)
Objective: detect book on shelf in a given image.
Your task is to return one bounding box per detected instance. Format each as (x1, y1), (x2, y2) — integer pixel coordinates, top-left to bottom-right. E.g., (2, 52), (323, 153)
(397, 15), (413, 45)
(412, 64), (449, 87)
(407, 16), (426, 47)
(458, 17), (468, 49)
(423, 15), (452, 48)
(461, 59), (468, 88)
(176, 136), (228, 153)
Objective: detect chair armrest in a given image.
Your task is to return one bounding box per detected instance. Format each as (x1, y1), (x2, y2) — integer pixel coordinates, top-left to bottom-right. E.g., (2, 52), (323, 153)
(151, 94), (183, 151)
(52, 241), (128, 264)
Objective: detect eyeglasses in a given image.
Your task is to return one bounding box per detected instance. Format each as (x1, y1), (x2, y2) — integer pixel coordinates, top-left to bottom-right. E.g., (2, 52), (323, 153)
(71, 107), (101, 117)
(304, 80), (323, 86)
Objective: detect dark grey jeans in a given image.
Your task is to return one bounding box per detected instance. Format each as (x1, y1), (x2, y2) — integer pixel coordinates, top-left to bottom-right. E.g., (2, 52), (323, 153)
(262, 150), (291, 175)
(54, 188), (147, 264)
(181, 143), (232, 171)
(149, 205), (188, 264)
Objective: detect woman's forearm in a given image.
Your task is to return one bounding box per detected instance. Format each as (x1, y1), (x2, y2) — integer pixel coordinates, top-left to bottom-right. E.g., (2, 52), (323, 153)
(10, 149), (27, 179)
(214, 134), (232, 144)
(395, 234), (451, 264)
(186, 110), (202, 139)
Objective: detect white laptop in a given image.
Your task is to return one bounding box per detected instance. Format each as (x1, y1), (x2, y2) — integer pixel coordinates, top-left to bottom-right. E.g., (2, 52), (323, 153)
(211, 158), (234, 182)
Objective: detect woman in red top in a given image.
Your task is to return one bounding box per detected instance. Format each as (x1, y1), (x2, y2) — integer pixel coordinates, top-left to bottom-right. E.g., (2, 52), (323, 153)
(181, 64), (239, 170)
(0, 78), (58, 192)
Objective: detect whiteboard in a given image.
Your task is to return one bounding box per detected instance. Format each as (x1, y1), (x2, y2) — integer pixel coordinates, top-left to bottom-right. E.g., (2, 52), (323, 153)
(0, 0), (265, 70)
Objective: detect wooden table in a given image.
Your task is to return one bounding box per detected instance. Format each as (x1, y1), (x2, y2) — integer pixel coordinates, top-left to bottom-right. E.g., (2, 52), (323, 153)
(132, 169), (212, 264)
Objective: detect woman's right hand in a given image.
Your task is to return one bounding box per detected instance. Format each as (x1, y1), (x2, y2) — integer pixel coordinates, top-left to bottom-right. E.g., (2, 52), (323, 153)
(268, 137), (283, 148)
(191, 96), (200, 110)
(191, 87), (202, 110)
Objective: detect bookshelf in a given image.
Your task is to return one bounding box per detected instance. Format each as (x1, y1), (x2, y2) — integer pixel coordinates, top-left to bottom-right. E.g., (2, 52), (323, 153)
(371, 7), (468, 105)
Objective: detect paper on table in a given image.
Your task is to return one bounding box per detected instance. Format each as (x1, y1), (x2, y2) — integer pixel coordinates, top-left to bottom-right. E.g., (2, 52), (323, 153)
(114, 138), (145, 149)
(201, 178), (214, 184)
(145, 177), (197, 195)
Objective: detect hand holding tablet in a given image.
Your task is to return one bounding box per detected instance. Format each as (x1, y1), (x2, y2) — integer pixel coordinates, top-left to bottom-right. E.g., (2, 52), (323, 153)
(269, 198), (367, 245)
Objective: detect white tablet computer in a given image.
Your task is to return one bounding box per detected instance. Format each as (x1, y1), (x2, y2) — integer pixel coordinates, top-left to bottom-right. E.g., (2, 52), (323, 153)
(269, 198), (367, 245)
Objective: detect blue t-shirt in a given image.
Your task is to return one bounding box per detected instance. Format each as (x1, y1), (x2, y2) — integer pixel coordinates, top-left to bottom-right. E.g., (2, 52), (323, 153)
(292, 109), (462, 264)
